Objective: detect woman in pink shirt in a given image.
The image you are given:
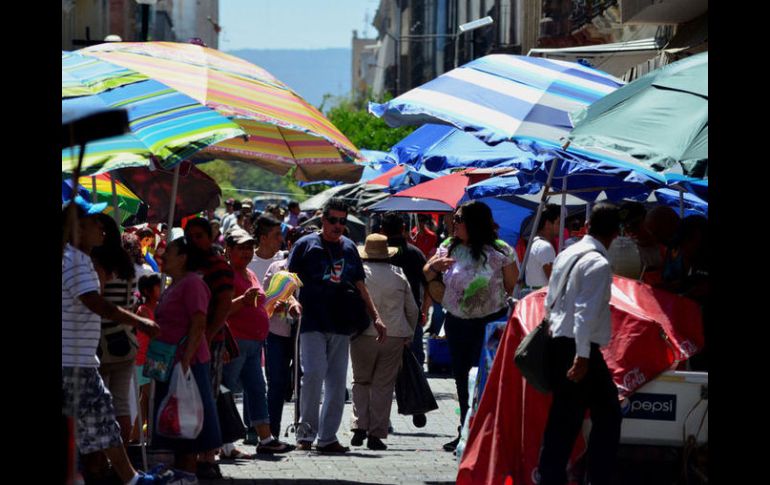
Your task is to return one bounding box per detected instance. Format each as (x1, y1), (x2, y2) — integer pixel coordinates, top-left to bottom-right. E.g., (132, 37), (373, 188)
(152, 237), (222, 473)
(221, 228), (294, 454)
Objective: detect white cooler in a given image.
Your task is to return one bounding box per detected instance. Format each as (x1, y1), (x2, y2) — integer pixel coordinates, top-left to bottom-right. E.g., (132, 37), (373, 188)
(618, 371), (708, 446)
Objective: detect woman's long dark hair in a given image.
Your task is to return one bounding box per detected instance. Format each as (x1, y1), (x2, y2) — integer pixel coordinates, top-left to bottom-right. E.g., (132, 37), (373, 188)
(168, 236), (207, 272)
(91, 214), (136, 280)
(447, 201), (505, 264)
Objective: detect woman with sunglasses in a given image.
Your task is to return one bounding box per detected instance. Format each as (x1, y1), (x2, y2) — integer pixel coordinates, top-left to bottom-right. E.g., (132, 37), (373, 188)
(423, 201), (519, 452)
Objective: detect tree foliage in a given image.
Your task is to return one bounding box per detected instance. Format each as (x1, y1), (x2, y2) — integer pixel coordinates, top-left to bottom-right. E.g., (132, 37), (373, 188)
(323, 91), (414, 152)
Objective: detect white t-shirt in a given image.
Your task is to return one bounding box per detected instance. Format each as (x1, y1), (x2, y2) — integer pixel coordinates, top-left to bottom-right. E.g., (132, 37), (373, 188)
(525, 237), (556, 288)
(62, 244), (102, 368)
(247, 251), (285, 282)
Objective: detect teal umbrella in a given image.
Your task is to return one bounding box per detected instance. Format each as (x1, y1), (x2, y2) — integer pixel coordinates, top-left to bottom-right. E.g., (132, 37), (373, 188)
(567, 52), (707, 178)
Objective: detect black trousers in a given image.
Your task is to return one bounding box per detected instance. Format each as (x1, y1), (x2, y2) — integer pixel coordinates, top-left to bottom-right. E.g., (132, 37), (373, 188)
(444, 308), (507, 428)
(538, 337), (622, 485)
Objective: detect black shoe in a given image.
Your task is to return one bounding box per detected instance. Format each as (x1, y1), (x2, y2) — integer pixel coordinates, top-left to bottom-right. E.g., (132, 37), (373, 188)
(350, 429), (367, 447)
(196, 461), (223, 480)
(367, 436), (387, 451)
(412, 413), (427, 428)
(443, 435), (460, 452)
(256, 438), (295, 454)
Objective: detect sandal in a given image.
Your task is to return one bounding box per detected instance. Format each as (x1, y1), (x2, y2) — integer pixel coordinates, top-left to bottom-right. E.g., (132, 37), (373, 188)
(256, 438), (296, 454)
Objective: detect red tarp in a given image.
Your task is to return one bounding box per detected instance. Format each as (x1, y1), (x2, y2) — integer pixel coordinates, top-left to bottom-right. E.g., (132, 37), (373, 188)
(389, 169), (494, 208)
(366, 165), (406, 186)
(457, 276), (704, 485)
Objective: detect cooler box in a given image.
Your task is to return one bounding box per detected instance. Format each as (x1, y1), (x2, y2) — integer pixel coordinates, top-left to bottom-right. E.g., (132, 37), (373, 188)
(619, 371), (708, 446)
(427, 337), (451, 374)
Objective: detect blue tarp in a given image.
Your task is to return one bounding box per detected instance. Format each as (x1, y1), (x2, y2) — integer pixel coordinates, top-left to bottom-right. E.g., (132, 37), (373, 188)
(654, 188), (708, 218)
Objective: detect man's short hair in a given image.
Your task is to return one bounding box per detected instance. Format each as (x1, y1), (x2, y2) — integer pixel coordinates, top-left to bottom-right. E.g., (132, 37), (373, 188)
(323, 198), (349, 217)
(537, 204), (561, 230)
(255, 214), (282, 239)
(185, 217), (213, 239)
(588, 202), (621, 239)
(288, 201), (300, 210)
(381, 212), (405, 237)
(232, 200), (242, 211)
(136, 227), (155, 239)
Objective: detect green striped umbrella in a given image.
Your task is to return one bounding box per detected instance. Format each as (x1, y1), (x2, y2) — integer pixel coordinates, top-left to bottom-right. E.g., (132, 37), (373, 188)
(62, 51), (244, 176)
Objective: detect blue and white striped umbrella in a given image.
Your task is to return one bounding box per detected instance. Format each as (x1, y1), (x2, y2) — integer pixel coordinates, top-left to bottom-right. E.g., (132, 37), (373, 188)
(369, 54), (624, 146)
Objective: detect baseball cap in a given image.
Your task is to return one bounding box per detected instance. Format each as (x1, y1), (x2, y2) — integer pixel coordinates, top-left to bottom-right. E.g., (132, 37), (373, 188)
(225, 197), (235, 205)
(225, 227), (255, 246)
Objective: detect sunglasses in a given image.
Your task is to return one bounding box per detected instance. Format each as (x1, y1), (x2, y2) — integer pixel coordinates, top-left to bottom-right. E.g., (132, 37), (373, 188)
(325, 216), (348, 226)
(453, 214), (465, 224)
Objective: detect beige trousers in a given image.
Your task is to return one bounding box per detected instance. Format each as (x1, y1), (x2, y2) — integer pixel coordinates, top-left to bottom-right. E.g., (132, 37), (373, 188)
(350, 335), (405, 439)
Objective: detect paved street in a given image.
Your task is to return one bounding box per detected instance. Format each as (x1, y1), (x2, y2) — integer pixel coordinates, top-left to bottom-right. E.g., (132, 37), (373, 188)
(208, 372), (461, 485)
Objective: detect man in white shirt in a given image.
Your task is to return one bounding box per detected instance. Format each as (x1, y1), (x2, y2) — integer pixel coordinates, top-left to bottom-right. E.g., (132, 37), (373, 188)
(525, 204), (560, 290)
(538, 202), (622, 485)
(221, 198), (241, 235)
(248, 214), (286, 280)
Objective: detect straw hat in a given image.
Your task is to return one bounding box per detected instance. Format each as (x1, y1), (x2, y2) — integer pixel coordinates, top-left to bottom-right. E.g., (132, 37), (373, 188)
(358, 234), (398, 260)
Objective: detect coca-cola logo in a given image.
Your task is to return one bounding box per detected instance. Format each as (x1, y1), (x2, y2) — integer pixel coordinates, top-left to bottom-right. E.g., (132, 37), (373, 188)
(623, 368), (647, 392)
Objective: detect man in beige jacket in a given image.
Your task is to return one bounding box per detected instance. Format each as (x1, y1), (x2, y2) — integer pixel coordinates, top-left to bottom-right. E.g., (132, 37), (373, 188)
(350, 234), (419, 451)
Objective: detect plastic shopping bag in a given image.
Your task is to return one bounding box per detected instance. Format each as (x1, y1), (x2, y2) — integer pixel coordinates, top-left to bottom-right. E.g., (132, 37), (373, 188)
(156, 363), (204, 439)
(395, 347), (439, 415)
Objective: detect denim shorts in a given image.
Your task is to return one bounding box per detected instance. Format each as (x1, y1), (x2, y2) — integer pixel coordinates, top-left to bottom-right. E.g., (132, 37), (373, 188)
(62, 367), (123, 454)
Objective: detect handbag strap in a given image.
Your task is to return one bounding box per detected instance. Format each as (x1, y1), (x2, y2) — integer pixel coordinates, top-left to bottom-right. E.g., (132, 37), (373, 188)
(546, 249), (601, 316)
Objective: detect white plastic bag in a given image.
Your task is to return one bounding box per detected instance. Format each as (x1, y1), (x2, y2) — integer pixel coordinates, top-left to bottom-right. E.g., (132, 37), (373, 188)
(156, 363), (204, 439)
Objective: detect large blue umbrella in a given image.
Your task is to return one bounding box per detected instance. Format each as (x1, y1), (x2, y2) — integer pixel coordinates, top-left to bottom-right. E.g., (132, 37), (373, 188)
(369, 54), (624, 146)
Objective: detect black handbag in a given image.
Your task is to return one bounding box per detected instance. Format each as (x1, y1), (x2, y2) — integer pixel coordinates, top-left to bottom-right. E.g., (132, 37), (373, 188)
(216, 387), (247, 443)
(514, 250), (599, 393)
(395, 347), (439, 415)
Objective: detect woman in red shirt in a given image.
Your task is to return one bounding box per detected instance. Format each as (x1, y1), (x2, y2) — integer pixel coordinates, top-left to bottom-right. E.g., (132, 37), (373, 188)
(221, 228), (294, 454)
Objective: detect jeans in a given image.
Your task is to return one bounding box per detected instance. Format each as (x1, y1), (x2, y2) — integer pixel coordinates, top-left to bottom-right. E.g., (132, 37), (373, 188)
(265, 332), (294, 438)
(444, 308), (507, 427)
(296, 331), (349, 446)
(222, 339), (269, 427)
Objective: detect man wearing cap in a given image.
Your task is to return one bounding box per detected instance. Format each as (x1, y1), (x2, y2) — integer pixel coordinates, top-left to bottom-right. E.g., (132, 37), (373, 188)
(62, 197), (174, 485)
(287, 198), (386, 453)
(350, 234), (419, 450)
(284, 201), (302, 228)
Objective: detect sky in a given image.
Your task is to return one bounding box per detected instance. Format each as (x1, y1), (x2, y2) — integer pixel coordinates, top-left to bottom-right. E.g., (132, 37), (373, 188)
(219, 0), (380, 51)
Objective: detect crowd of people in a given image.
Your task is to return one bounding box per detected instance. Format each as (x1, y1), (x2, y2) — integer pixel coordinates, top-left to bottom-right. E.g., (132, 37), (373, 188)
(63, 190), (708, 484)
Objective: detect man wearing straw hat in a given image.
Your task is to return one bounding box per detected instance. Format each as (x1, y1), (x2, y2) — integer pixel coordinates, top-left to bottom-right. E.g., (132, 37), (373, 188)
(288, 198), (386, 453)
(350, 234), (419, 450)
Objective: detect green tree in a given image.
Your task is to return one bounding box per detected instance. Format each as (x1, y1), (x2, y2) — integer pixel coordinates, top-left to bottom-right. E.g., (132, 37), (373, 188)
(323, 91), (414, 152)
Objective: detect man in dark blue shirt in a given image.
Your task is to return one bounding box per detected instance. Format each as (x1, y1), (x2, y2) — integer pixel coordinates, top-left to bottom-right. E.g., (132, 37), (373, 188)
(288, 198), (386, 453)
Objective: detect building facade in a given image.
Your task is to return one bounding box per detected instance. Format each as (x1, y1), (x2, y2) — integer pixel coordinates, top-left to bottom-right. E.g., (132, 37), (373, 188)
(62, 0), (220, 51)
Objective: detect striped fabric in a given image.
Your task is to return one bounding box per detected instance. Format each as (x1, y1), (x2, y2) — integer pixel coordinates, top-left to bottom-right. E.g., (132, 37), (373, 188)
(77, 174), (142, 216)
(369, 54), (624, 146)
(62, 52), (244, 176)
(82, 42), (363, 182)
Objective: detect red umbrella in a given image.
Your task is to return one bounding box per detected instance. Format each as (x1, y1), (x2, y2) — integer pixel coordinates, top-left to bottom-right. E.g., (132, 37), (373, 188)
(115, 161), (221, 225)
(366, 165), (405, 186)
(457, 276), (704, 485)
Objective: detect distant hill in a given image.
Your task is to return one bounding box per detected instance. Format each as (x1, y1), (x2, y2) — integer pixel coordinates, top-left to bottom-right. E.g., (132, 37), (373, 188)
(226, 48), (351, 110)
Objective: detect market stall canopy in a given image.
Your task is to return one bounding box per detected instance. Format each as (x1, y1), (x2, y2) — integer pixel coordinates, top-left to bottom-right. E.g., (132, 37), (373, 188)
(654, 188), (708, 218)
(299, 182), (390, 212)
(567, 52), (708, 178)
(369, 54), (624, 146)
(82, 42), (364, 182)
(113, 161), (222, 224)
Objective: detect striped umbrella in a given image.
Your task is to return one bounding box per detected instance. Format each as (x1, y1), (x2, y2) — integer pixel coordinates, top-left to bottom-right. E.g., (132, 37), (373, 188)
(369, 54), (624, 147)
(62, 174), (142, 222)
(81, 42), (364, 182)
(62, 51), (244, 176)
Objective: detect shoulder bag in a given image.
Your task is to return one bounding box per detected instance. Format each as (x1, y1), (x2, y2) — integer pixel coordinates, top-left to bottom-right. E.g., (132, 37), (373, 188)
(514, 250), (598, 393)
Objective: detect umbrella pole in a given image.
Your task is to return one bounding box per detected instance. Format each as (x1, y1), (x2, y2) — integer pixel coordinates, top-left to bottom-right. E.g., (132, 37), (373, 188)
(160, 164), (182, 293)
(679, 190), (685, 218)
(515, 154), (560, 298)
(91, 176), (98, 204)
(111, 175), (121, 225)
(558, 178), (567, 253)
